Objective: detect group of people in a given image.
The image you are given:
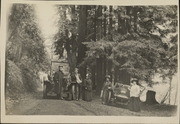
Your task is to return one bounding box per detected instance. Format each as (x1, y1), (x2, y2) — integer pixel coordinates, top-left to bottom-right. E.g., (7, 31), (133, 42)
(43, 65), (143, 112)
(100, 75), (143, 112)
(45, 66), (93, 102)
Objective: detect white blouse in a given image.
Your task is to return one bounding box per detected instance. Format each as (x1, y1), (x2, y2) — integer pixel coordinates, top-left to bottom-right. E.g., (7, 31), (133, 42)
(75, 74), (82, 84)
(130, 84), (141, 97)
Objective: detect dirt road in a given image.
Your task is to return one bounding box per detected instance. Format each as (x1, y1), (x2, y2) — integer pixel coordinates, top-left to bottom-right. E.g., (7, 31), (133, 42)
(6, 92), (177, 116)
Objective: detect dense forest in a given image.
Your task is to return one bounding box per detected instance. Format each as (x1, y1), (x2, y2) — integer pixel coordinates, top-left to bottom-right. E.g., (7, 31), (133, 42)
(5, 4), (177, 105)
(5, 4), (50, 98)
(3, 3), (178, 118)
(53, 5), (178, 97)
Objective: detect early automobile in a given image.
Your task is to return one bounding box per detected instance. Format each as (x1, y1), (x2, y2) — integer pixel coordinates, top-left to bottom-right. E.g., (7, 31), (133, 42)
(102, 82), (130, 105)
(43, 76), (72, 100)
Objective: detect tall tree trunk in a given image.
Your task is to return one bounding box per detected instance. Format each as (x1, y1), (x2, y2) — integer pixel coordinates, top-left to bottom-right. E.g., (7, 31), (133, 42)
(103, 6), (108, 75)
(64, 6), (77, 73)
(102, 57), (106, 84)
(126, 6), (131, 33)
(120, 7), (127, 34)
(103, 6), (107, 37)
(106, 6), (113, 82)
(92, 6), (97, 90)
(114, 66), (118, 83)
(93, 6), (97, 42)
(96, 58), (103, 94)
(118, 8), (121, 33)
(133, 7), (138, 32)
(108, 6), (113, 41)
(96, 6), (103, 95)
(77, 5), (87, 80)
(97, 6), (102, 40)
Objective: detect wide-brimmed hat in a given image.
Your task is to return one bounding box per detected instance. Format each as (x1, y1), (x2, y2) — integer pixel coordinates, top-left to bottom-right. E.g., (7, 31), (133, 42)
(105, 75), (111, 79)
(131, 78), (138, 83)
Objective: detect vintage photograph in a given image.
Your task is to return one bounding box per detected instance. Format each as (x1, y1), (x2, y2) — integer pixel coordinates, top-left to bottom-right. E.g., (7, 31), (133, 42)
(1, 0), (179, 123)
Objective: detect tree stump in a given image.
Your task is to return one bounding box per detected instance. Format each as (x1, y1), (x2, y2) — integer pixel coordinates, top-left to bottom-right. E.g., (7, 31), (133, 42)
(145, 90), (159, 105)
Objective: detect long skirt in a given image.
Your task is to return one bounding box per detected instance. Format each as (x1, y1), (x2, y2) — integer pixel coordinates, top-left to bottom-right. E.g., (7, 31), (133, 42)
(44, 81), (52, 93)
(128, 97), (141, 112)
(84, 90), (92, 102)
(54, 81), (63, 99)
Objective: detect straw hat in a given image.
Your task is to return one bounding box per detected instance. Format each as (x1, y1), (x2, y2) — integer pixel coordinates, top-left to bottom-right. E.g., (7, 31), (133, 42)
(105, 75), (111, 79)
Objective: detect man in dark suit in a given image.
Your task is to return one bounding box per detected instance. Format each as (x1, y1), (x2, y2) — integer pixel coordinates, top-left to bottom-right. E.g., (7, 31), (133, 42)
(54, 66), (64, 100)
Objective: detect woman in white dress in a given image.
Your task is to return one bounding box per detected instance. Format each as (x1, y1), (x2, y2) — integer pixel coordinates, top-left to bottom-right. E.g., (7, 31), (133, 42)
(128, 79), (141, 112)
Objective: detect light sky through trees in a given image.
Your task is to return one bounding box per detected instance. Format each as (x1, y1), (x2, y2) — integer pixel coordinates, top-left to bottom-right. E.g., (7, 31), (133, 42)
(35, 4), (59, 59)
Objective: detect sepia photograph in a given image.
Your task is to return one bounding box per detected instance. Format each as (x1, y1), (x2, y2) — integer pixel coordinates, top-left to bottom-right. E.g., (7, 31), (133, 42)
(0, 0), (179, 123)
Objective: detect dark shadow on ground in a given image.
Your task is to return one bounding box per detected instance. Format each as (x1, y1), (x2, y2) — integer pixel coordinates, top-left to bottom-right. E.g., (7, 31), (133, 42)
(108, 102), (129, 109)
(101, 100), (177, 116)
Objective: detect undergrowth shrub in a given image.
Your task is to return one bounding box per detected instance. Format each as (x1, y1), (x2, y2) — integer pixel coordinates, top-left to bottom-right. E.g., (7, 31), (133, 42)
(5, 60), (25, 99)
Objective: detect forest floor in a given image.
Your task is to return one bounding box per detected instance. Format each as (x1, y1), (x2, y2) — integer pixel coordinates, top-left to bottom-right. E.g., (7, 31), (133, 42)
(5, 91), (177, 116)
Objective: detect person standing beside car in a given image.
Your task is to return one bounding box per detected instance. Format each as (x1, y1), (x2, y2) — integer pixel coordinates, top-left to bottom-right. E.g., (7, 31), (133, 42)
(54, 66), (64, 100)
(101, 75), (113, 104)
(128, 79), (141, 112)
(74, 68), (82, 100)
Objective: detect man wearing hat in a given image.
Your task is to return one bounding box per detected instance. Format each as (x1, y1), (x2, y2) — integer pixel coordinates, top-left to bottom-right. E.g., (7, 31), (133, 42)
(54, 66), (64, 100)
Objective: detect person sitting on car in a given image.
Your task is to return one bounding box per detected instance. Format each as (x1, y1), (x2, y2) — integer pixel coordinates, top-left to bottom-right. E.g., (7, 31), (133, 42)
(103, 75), (113, 89)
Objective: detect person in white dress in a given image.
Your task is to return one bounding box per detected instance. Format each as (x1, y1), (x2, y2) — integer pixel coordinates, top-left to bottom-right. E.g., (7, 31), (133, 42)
(128, 79), (141, 112)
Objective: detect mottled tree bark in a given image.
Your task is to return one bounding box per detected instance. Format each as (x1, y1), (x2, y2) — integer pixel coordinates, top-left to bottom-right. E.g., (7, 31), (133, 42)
(77, 5), (87, 80)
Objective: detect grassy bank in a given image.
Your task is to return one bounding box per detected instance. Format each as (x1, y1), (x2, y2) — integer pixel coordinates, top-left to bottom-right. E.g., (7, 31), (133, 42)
(5, 59), (41, 111)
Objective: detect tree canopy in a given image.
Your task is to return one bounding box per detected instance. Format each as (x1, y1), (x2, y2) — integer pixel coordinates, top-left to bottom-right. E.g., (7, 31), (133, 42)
(54, 5), (177, 87)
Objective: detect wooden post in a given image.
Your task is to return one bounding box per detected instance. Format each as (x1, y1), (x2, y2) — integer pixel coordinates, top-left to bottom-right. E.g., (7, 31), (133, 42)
(168, 77), (172, 104)
(174, 79), (178, 105)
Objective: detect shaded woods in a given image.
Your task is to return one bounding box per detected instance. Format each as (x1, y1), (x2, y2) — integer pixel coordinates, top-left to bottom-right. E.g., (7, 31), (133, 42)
(4, 4), (178, 106)
(53, 5), (178, 104)
(5, 5), (50, 99)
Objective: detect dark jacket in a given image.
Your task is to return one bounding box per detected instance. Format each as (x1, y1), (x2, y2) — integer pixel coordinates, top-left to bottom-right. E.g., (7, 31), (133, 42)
(84, 78), (92, 101)
(54, 70), (64, 83)
(84, 78), (92, 91)
(54, 70), (64, 94)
